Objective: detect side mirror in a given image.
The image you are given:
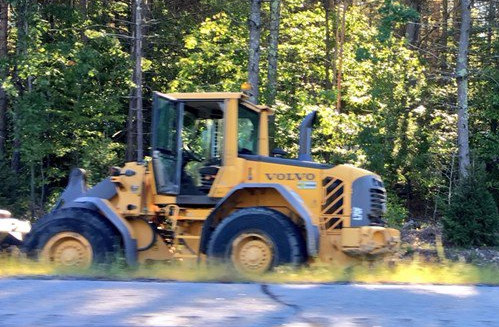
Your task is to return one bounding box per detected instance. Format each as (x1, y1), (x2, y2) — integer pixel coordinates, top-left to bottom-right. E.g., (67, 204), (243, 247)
(272, 148), (288, 158)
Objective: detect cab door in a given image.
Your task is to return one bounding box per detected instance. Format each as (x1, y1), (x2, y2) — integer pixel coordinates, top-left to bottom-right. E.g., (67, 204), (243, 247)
(152, 92), (184, 194)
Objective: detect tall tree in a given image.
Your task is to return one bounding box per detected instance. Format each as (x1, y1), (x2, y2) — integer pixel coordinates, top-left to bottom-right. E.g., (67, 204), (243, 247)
(248, 0), (261, 104)
(79, 0), (88, 42)
(11, 0), (32, 173)
(456, 0), (471, 178)
(267, 0), (281, 152)
(127, 0), (144, 162)
(335, 0), (346, 112)
(440, 0), (449, 70)
(266, 0), (281, 105)
(323, 0), (334, 90)
(405, 0), (421, 45)
(134, 0), (144, 161)
(0, 0), (7, 159)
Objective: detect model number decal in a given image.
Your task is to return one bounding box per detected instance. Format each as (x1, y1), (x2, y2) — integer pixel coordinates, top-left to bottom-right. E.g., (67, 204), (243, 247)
(352, 207), (363, 220)
(265, 173), (315, 181)
(297, 181), (317, 189)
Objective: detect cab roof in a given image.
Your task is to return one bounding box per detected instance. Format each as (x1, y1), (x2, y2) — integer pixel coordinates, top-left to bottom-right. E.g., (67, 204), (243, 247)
(156, 91), (273, 115)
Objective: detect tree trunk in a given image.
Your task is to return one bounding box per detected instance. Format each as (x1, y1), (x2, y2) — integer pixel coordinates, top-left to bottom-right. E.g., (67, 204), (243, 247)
(126, 0), (136, 162)
(247, 0), (261, 104)
(324, 0), (333, 90)
(0, 0), (8, 159)
(486, 0), (494, 54)
(266, 0), (280, 106)
(12, 0), (31, 173)
(267, 0), (280, 153)
(333, 1), (339, 85)
(30, 162), (35, 218)
(405, 0), (421, 45)
(127, 0), (144, 162)
(485, 0), (497, 174)
(79, 0), (88, 42)
(126, 87), (135, 162)
(455, 0), (471, 178)
(440, 0), (448, 71)
(134, 0), (143, 161)
(335, 0), (346, 113)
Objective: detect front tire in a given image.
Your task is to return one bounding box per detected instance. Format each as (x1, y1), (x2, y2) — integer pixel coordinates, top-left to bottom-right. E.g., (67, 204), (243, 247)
(206, 207), (306, 274)
(24, 208), (121, 268)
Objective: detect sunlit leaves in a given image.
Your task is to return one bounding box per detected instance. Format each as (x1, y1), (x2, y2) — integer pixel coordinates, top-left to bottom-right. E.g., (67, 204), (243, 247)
(6, 2), (131, 211)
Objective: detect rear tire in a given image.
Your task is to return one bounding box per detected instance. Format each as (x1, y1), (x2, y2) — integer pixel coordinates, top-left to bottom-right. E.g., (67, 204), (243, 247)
(24, 208), (121, 268)
(207, 207), (306, 274)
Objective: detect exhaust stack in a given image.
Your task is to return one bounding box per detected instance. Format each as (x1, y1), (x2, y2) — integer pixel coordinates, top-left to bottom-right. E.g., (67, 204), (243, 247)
(298, 111), (317, 162)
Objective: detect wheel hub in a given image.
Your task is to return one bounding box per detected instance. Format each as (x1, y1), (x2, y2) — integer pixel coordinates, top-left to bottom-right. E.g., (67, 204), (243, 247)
(231, 233), (273, 274)
(41, 232), (93, 268)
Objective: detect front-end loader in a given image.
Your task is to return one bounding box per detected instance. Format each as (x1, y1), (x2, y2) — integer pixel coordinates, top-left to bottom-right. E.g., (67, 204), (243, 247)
(0, 210), (31, 252)
(17, 92), (399, 273)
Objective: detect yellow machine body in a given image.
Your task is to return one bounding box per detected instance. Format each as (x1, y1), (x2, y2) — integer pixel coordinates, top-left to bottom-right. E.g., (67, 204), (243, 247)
(99, 92), (400, 266)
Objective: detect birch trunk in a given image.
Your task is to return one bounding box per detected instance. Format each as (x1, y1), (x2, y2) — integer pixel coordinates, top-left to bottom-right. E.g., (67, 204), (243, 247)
(455, 0), (471, 178)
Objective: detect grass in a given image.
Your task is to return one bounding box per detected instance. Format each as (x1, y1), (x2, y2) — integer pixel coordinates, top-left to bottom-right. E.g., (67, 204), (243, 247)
(1, 257), (498, 285)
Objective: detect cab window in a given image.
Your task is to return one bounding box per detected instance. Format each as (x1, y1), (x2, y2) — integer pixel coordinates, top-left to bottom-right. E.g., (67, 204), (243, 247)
(238, 105), (259, 155)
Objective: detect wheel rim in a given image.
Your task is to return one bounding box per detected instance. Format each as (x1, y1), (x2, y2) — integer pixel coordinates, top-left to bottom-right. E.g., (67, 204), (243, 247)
(41, 232), (93, 268)
(231, 233), (274, 274)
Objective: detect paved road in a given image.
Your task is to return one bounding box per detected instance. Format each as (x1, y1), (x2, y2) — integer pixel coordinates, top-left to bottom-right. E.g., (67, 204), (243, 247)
(0, 278), (498, 327)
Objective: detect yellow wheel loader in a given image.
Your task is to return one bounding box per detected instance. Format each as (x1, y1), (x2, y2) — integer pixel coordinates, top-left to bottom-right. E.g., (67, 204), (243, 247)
(20, 92), (400, 273)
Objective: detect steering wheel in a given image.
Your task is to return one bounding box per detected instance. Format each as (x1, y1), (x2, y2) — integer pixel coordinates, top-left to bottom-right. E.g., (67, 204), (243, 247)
(182, 144), (203, 162)
(155, 147), (175, 156)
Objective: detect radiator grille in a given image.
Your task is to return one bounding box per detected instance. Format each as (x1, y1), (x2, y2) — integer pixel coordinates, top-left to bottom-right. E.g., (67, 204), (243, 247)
(369, 187), (386, 222)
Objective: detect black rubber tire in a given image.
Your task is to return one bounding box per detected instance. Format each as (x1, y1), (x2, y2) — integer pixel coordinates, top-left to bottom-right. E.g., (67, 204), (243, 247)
(23, 208), (122, 265)
(206, 207), (306, 271)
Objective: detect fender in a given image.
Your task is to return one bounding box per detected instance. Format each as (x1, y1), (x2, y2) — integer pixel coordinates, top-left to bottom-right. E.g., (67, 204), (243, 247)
(73, 197), (138, 266)
(200, 183), (319, 257)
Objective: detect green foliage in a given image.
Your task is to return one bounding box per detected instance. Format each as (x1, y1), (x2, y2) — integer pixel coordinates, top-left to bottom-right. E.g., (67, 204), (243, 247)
(385, 193), (409, 228)
(1, 1), (131, 214)
(468, 24), (499, 204)
(0, 162), (30, 217)
(170, 12), (248, 92)
(442, 170), (499, 247)
(0, 0), (496, 241)
(377, 0), (419, 42)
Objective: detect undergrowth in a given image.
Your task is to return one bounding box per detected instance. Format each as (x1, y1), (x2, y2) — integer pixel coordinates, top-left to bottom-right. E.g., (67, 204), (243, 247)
(1, 257), (498, 285)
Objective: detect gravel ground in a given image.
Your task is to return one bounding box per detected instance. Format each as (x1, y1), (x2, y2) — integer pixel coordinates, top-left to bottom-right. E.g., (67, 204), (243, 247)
(0, 278), (498, 327)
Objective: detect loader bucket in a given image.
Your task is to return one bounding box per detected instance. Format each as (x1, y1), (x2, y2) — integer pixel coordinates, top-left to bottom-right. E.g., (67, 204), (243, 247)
(0, 210), (32, 248)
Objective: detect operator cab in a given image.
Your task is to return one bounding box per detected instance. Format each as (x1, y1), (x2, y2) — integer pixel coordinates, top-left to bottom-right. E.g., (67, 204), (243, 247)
(152, 92), (267, 200)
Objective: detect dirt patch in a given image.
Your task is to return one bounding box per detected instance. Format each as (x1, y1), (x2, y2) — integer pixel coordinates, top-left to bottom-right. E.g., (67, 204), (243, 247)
(398, 221), (499, 266)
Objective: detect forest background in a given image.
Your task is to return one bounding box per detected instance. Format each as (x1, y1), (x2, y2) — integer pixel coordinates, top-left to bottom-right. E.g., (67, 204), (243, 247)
(0, 0), (497, 247)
